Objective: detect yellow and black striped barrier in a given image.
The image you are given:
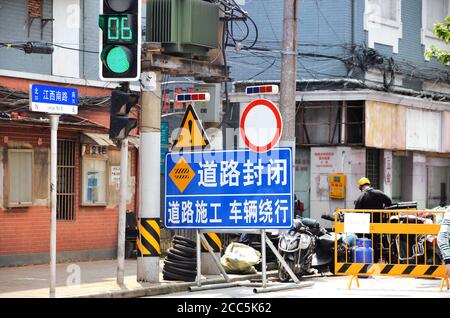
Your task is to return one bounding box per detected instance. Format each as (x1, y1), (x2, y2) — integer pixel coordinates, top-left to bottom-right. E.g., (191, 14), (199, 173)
(201, 233), (222, 253)
(137, 218), (161, 257)
(336, 263), (444, 277)
(333, 209), (449, 290)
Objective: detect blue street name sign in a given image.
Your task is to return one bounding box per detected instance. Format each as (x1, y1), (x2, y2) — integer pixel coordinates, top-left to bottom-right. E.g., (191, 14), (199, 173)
(29, 84), (78, 115)
(165, 147), (293, 230)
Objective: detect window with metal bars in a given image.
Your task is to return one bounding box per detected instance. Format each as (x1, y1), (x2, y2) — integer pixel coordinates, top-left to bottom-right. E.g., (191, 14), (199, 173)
(57, 140), (76, 221)
(366, 148), (381, 190)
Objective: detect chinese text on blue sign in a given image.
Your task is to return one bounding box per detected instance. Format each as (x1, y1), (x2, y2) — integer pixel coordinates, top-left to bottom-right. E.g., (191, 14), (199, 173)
(165, 148), (293, 229)
(29, 84), (78, 115)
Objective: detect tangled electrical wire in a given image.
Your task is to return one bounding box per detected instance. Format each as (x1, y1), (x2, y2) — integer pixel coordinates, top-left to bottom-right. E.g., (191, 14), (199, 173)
(206, 0), (259, 51)
(0, 41), (54, 54)
(201, 0), (260, 129)
(0, 86), (110, 111)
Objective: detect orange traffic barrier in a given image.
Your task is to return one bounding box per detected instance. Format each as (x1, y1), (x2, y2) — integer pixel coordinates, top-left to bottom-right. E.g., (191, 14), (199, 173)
(333, 209), (449, 290)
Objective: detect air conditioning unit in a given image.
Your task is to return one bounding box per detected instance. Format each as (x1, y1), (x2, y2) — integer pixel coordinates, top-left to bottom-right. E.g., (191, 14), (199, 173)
(146, 0), (220, 59)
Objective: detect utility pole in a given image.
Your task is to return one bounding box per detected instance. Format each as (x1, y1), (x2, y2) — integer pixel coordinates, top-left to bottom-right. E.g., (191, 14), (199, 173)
(137, 71), (161, 282)
(280, 0), (298, 148)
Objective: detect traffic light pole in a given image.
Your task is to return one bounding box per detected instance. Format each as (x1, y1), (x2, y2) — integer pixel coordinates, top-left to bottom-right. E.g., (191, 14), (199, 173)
(137, 71), (161, 282)
(117, 137), (128, 285)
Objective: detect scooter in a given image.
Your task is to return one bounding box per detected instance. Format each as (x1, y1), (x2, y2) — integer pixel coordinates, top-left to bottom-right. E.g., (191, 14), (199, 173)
(277, 218), (315, 282)
(277, 215), (349, 282)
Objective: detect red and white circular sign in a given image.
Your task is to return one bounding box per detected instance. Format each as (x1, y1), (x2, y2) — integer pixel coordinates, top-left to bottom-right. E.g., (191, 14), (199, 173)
(240, 99), (283, 153)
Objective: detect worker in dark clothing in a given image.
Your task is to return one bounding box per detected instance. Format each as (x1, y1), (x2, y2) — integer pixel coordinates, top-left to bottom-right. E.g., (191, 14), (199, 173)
(355, 177), (392, 211)
(354, 177), (392, 263)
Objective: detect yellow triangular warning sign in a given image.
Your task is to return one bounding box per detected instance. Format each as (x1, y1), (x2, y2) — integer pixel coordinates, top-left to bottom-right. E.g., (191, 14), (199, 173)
(172, 105), (210, 151)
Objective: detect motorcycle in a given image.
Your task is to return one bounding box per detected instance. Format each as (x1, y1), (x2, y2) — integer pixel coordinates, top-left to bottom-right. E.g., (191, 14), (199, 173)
(277, 215), (349, 282)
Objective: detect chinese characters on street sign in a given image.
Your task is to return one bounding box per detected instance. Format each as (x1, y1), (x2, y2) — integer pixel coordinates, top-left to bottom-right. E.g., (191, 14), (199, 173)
(29, 84), (78, 114)
(165, 148), (293, 230)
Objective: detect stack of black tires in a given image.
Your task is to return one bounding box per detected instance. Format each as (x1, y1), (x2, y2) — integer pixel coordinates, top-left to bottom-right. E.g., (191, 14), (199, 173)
(163, 235), (197, 281)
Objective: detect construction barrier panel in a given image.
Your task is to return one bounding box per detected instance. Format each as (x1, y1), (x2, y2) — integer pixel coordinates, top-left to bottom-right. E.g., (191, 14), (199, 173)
(333, 209), (449, 290)
(201, 232), (222, 253)
(137, 218), (161, 257)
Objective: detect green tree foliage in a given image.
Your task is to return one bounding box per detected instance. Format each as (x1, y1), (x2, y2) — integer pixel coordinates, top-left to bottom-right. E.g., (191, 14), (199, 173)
(426, 17), (450, 64)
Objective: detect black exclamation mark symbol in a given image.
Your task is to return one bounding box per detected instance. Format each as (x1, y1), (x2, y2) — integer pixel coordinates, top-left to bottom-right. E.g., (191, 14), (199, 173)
(188, 120), (193, 145)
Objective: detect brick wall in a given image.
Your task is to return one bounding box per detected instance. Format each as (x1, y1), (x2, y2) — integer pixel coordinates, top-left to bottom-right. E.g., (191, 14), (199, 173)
(0, 122), (137, 258)
(0, 206), (119, 255)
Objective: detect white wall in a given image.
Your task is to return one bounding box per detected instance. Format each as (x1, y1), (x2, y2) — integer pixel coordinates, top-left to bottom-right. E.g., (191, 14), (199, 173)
(309, 147), (366, 226)
(52, 0), (80, 78)
(426, 156), (450, 208)
(406, 108), (442, 152)
(381, 150), (393, 198)
(206, 128), (223, 150)
(364, 0), (402, 53)
(412, 153), (427, 209)
(401, 154), (450, 209)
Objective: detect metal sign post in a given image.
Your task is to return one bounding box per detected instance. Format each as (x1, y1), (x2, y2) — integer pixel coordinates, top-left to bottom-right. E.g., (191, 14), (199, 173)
(189, 229), (311, 293)
(261, 230), (267, 288)
(29, 83), (78, 297)
(49, 115), (59, 297)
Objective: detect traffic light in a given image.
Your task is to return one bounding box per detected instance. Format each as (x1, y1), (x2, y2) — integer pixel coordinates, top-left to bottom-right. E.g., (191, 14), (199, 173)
(109, 89), (139, 142)
(99, 0), (141, 81)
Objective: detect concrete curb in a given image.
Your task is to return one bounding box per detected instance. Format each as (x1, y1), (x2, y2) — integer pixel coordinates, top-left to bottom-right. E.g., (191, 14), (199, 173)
(75, 271), (278, 298)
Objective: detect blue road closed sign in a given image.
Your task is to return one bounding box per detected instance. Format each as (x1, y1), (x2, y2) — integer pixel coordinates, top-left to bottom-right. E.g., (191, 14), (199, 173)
(165, 147), (293, 230)
(29, 84), (78, 114)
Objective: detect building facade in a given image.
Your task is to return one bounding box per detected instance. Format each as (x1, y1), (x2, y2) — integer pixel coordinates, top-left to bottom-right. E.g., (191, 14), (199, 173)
(0, 0), (140, 266)
(228, 0), (450, 223)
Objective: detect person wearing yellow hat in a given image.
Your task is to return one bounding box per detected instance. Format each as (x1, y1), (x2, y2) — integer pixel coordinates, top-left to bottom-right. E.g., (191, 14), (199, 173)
(354, 176), (392, 263)
(357, 177), (371, 191)
(355, 177), (391, 210)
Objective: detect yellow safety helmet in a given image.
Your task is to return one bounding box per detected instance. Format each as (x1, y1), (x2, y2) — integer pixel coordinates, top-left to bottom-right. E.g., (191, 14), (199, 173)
(357, 177), (371, 187)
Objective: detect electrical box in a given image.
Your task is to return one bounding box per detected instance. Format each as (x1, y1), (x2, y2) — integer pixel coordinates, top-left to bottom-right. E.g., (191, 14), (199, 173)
(329, 173), (346, 199)
(146, 0), (219, 58)
(193, 83), (221, 123)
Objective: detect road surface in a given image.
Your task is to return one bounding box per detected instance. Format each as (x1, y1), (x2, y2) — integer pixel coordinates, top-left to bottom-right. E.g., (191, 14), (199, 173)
(149, 275), (450, 298)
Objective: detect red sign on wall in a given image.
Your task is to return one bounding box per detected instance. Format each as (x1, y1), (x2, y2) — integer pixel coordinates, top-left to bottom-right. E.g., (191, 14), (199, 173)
(313, 151), (335, 168)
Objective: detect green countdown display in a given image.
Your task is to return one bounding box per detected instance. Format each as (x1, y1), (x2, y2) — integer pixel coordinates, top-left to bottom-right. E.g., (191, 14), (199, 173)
(105, 15), (134, 42)
(99, 0), (140, 81)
